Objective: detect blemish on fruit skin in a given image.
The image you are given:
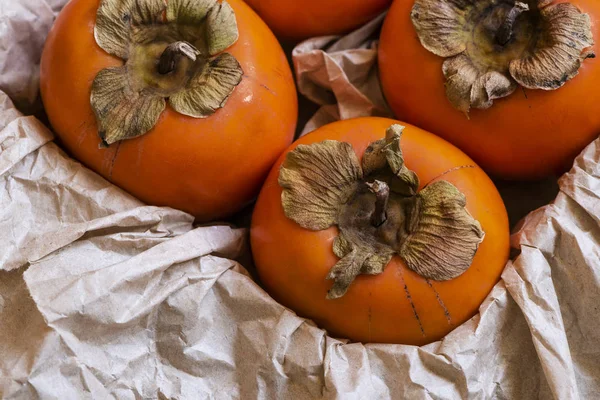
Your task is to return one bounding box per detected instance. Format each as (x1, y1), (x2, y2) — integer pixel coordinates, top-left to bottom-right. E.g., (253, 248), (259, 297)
(368, 291), (373, 343)
(134, 138), (145, 174)
(398, 268), (426, 337)
(108, 142), (121, 180)
(75, 119), (90, 149)
(423, 165), (476, 188)
(427, 279), (452, 325)
(260, 83), (275, 95)
(404, 283), (426, 337)
(99, 140), (119, 178)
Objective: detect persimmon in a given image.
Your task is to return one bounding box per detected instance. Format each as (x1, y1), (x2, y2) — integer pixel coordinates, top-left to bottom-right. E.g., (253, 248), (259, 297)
(243, 0), (392, 41)
(379, 0), (600, 180)
(251, 117), (509, 345)
(40, 0), (297, 222)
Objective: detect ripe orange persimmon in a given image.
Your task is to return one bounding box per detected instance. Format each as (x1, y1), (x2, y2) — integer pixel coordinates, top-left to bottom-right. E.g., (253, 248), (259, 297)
(40, 0), (297, 222)
(251, 117), (509, 345)
(379, 0), (600, 179)
(243, 0), (392, 41)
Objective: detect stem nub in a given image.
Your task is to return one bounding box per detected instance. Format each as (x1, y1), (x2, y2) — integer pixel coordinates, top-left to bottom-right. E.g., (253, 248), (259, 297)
(366, 180), (390, 227)
(158, 41), (201, 75)
(495, 2), (529, 46)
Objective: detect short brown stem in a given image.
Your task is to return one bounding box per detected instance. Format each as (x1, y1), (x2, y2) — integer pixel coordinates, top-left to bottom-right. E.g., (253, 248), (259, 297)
(366, 180), (390, 227)
(158, 41), (201, 75)
(495, 2), (529, 46)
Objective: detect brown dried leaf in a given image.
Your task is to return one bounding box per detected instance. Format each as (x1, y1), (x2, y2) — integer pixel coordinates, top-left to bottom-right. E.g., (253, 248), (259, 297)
(90, 66), (165, 145)
(399, 181), (485, 281)
(168, 53), (243, 118)
(130, 0), (165, 26)
(361, 137), (387, 177)
(207, 1), (239, 55)
(279, 141), (363, 231)
(166, 0), (215, 24)
(362, 252), (394, 275)
(410, 0), (473, 57)
(384, 125), (419, 196)
(442, 54), (480, 114)
(326, 248), (370, 299)
(510, 3), (595, 90)
(333, 233), (353, 259)
(95, 0), (135, 59)
(470, 71), (517, 110)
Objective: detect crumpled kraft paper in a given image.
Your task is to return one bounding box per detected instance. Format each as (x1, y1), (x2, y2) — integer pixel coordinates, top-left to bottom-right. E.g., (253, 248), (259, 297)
(0, 0), (65, 114)
(292, 14), (393, 135)
(1, 1), (600, 399)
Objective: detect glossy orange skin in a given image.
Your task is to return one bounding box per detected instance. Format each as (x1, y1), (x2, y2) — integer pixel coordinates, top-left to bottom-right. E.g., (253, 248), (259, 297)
(379, 0), (600, 180)
(40, 0), (297, 222)
(243, 0), (392, 41)
(251, 117), (509, 345)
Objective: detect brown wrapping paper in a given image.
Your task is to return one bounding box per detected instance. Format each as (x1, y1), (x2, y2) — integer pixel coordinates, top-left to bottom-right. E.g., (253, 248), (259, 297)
(0, 0), (65, 114)
(1, 2), (599, 399)
(292, 14), (392, 135)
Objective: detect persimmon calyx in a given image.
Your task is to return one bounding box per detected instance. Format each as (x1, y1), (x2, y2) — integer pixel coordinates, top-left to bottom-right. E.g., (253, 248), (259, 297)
(158, 41), (202, 75)
(278, 125), (485, 300)
(411, 0), (595, 115)
(91, 0), (243, 146)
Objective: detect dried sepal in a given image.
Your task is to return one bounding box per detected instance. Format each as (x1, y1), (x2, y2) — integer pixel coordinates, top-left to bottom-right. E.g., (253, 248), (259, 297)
(362, 252), (394, 275)
(332, 233), (353, 259)
(400, 181), (485, 280)
(169, 53), (243, 118)
(537, 0), (554, 7)
(279, 141), (362, 231)
(410, 0), (472, 58)
(442, 54), (479, 114)
(329, 233), (393, 298)
(361, 137), (388, 177)
(471, 71), (517, 110)
(362, 125), (419, 196)
(95, 0), (134, 59)
(207, 2), (240, 55)
(509, 3), (595, 90)
(326, 248), (370, 299)
(166, 0), (215, 24)
(327, 244), (393, 299)
(130, 0), (165, 26)
(383, 125), (419, 196)
(442, 53), (517, 113)
(90, 67), (166, 145)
